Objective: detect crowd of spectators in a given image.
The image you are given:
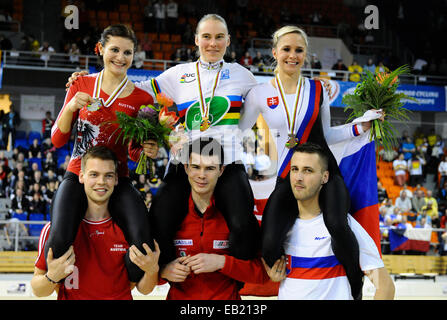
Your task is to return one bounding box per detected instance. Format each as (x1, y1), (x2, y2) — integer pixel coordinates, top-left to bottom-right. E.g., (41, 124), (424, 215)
(0, 109), (169, 251)
(378, 128), (447, 255)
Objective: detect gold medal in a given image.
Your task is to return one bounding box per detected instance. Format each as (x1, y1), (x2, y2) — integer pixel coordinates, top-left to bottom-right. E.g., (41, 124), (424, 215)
(285, 134), (298, 149)
(200, 116), (211, 131)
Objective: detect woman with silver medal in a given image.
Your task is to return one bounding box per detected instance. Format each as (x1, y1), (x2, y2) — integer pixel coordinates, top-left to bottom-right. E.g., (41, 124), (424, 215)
(239, 26), (384, 299)
(46, 25), (159, 284)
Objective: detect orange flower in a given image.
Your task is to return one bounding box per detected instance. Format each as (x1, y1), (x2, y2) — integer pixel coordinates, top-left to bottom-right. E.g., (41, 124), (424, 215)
(376, 72), (398, 86)
(159, 105), (179, 129)
(156, 93), (174, 107)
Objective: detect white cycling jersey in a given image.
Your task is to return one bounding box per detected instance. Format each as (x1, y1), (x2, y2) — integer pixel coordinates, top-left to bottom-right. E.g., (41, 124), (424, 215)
(239, 79), (365, 176)
(137, 59), (257, 164)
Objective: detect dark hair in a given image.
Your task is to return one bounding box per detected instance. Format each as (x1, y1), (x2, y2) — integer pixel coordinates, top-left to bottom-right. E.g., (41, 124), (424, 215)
(293, 142), (329, 171)
(98, 24), (138, 51)
(81, 146), (118, 172)
(187, 138), (224, 167)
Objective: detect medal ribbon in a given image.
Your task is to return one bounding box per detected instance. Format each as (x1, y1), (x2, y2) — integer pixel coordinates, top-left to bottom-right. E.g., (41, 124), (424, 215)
(92, 70), (129, 107)
(195, 60), (222, 121)
(275, 74), (303, 138)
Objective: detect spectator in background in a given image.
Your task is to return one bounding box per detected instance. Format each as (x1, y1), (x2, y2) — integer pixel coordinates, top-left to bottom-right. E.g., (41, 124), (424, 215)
(310, 53), (322, 70)
(363, 58), (376, 74)
(68, 43), (80, 67)
(438, 155), (447, 188)
(399, 184), (413, 199)
(141, 34), (153, 59)
(2, 105), (21, 148)
(377, 181), (388, 203)
(9, 188), (29, 218)
(28, 138), (42, 159)
(134, 44), (146, 69)
(166, 0), (178, 34)
(413, 58), (428, 74)
(425, 190), (438, 212)
(0, 165), (7, 197)
(393, 153), (408, 186)
(29, 191), (46, 215)
(348, 60), (363, 82)
(416, 215), (432, 229)
(42, 111), (54, 140)
(382, 198), (396, 216)
(239, 51), (253, 69)
(437, 181), (447, 212)
(395, 191), (412, 213)
(252, 51), (266, 72)
(421, 200), (439, 227)
(153, 0), (166, 33)
(38, 41), (55, 66)
(412, 189), (426, 213)
(375, 61), (389, 73)
(401, 137), (416, 161)
(407, 153), (425, 187)
(331, 58), (348, 80)
(228, 51), (237, 63)
(145, 191), (153, 210)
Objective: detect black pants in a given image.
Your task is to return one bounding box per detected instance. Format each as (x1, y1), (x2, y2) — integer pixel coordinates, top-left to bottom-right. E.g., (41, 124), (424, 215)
(261, 171), (364, 300)
(44, 172), (154, 282)
(149, 163), (260, 265)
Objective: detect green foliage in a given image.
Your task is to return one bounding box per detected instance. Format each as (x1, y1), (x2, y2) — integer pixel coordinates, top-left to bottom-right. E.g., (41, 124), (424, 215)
(342, 65), (417, 151)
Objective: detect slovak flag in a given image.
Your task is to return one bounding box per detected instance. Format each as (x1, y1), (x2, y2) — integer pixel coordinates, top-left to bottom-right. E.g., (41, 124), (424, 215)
(330, 131), (381, 254)
(267, 96), (279, 109)
(389, 227), (432, 252)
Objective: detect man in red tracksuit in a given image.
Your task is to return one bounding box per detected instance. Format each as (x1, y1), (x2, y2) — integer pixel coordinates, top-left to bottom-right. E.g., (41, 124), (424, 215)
(159, 138), (269, 300)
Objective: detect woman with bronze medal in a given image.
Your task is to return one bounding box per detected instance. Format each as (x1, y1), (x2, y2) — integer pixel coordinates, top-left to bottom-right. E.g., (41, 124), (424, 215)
(239, 26), (384, 299)
(46, 25), (160, 284)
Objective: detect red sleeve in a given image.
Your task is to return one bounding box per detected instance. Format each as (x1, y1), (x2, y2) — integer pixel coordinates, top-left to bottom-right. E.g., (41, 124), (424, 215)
(219, 255), (269, 284)
(35, 222), (51, 271)
(128, 139), (143, 162)
(42, 119), (45, 134)
(51, 81), (80, 148)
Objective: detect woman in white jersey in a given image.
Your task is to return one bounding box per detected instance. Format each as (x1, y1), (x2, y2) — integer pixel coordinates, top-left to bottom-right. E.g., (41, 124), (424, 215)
(147, 14), (262, 265)
(239, 25), (383, 299)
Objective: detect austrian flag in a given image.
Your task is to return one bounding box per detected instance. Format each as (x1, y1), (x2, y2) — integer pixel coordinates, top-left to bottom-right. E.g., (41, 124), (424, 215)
(267, 96), (279, 109)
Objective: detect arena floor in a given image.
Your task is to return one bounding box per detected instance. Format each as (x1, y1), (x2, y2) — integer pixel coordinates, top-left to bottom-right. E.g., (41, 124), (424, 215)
(1, 273), (447, 300)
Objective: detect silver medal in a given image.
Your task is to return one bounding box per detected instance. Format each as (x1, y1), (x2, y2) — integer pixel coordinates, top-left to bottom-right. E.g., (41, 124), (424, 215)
(87, 98), (103, 111)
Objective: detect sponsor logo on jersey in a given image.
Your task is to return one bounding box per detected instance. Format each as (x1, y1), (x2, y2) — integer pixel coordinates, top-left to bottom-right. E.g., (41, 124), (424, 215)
(220, 69), (230, 80)
(314, 236), (328, 240)
(185, 96), (231, 130)
(213, 240), (229, 249)
(267, 96), (279, 109)
(89, 230), (104, 238)
(180, 73), (196, 83)
(174, 239), (193, 246)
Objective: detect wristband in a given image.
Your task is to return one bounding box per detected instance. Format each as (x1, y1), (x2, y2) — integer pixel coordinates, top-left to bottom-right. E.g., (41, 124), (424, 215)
(45, 273), (59, 284)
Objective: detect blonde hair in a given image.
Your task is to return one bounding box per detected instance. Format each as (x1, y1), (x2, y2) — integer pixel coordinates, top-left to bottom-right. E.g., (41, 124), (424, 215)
(195, 14), (229, 36)
(272, 25), (309, 74)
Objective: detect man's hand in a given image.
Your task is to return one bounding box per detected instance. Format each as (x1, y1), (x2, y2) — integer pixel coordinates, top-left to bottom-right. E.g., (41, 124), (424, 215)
(66, 70), (89, 91)
(183, 253), (225, 274)
(261, 256), (287, 282)
(160, 256), (191, 282)
(129, 241), (160, 274)
(142, 139), (159, 159)
(46, 246), (76, 282)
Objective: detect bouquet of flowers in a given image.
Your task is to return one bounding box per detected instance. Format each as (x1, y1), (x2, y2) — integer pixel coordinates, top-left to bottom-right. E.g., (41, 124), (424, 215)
(114, 93), (179, 175)
(342, 65), (417, 151)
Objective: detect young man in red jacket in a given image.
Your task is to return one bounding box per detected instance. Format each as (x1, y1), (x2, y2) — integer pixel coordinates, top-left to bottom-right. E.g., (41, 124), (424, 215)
(159, 138), (269, 300)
